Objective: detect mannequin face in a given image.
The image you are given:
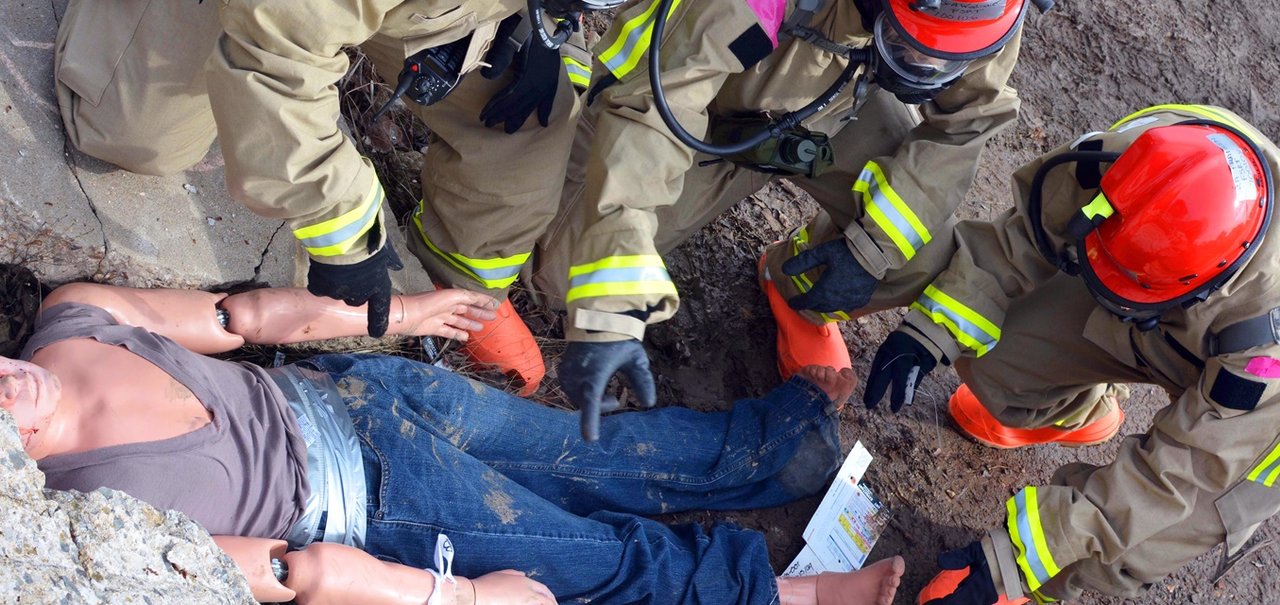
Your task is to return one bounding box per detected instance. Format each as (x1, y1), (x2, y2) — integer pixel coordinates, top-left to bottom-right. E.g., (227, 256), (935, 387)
(0, 357), (62, 453)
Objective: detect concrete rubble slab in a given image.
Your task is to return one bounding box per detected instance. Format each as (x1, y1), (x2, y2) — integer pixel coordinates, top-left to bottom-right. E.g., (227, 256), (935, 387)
(0, 1), (435, 295)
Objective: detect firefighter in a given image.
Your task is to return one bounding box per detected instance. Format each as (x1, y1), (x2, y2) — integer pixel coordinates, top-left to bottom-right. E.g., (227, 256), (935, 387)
(858, 104), (1280, 604)
(53, 0), (611, 396)
(527, 0), (1038, 438)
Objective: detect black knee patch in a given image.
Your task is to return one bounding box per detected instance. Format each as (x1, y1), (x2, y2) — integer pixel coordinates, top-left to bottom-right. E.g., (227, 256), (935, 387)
(1209, 368), (1265, 411)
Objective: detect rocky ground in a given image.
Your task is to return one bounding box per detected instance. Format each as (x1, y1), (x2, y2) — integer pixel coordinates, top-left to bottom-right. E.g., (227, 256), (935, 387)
(3, 0), (1280, 603)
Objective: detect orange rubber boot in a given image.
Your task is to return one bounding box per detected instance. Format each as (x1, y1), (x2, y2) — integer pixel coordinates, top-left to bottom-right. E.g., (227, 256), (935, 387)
(759, 253), (852, 380)
(917, 568), (1029, 605)
(949, 384), (1124, 449)
(460, 299), (545, 396)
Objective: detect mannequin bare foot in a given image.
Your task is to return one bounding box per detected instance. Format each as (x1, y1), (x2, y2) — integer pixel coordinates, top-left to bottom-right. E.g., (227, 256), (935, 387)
(816, 556), (905, 605)
(795, 366), (858, 410)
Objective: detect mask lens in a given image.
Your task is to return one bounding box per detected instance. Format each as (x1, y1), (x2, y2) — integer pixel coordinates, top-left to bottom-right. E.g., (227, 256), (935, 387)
(874, 14), (972, 85)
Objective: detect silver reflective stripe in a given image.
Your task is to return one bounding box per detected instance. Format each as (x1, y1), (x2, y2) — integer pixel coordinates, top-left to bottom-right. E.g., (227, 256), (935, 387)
(1012, 490), (1052, 587)
(296, 188), (384, 250)
(565, 60), (591, 81)
(271, 365), (368, 550)
(862, 175), (927, 253)
(465, 262), (524, 281)
(569, 265), (671, 288)
(601, 7), (660, 75)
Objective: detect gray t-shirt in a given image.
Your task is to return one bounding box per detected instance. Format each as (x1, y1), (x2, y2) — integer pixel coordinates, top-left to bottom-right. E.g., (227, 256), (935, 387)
(22, 303), (309, 540)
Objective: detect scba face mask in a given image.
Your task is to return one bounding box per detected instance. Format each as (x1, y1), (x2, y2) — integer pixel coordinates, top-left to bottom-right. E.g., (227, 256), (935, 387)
(872, 12), (971, 103)
(871, 0), (1047, 103)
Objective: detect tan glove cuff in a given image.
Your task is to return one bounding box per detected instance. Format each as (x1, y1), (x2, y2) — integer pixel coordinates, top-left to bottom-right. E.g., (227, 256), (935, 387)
(983, 530), (1028, 601)
(841, 222), (892, 279)
(567, 309), (646, 342)
(902, 309), (961, 365)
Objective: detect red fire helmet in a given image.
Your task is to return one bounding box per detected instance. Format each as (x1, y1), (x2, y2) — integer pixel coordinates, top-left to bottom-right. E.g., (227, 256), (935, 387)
(1082, 123), (1272, 310)
(882, 0), (1029, 60)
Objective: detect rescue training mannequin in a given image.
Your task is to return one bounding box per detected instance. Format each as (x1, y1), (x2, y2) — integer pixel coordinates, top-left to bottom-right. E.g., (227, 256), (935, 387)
(854, 104), (1280, 603)
(2, 280), (905, 604)
(52, 0), (612, 394)
(522, 0), (1042, 438)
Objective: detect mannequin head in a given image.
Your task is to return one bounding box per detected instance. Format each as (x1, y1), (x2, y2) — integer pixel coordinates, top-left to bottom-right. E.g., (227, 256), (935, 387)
(0, 357), (62, 455)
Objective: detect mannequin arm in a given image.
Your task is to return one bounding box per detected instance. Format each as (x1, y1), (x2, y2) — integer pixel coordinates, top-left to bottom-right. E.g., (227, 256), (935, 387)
(39, 284), (497, 353)
(214, 537), (555, 605)
(219, 288), (497, 345)
(41, 284), (244, 354)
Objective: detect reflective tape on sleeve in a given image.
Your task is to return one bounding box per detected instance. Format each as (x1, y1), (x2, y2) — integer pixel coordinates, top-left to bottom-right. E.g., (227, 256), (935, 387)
(1006, 486), (1062, 595)
(854, 161), (931, 260)
(563, 56), (592, 88)
(412, 203), (529, 289)
(1247, 440), (1280, 487)
(294, 180), (384, 257)
(566, 255), (676, 302)
(597, 0), (684, 80)
(911, 285), (1001, 356)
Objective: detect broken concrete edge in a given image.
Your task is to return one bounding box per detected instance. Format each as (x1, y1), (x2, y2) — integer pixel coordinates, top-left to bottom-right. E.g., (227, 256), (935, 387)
(0, 408), (255, 603)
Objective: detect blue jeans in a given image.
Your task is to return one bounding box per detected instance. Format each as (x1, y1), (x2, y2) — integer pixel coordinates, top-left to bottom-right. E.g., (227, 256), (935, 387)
(304, 354), (842, 605)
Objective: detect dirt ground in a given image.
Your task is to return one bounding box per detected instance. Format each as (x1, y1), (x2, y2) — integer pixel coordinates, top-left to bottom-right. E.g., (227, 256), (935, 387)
(9, 0), (1278, 603)
(336, 1), (1280, 604)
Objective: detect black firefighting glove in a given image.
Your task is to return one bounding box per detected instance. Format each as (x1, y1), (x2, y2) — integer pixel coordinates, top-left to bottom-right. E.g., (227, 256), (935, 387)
(782, 238), (878, 314)
(864, 324), (944, 412)
(560, 339), (657, 442)
(306, 239), (404, 338)
(480, 34), (560, 134)
(922, 541), (1000, 605)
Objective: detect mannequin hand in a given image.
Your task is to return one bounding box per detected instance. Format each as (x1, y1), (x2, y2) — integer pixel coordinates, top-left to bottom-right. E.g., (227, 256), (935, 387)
(864, 325), (941, 412)
(782, 239), (878, 314)
(471, 570), (556, 605)
(396, 290), (499, 340)
(560, 339), (656, 441)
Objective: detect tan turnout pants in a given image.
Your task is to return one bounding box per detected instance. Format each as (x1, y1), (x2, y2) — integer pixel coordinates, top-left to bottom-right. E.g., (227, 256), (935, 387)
(528, 87), (955, 322)
(53, 0), (577, 297)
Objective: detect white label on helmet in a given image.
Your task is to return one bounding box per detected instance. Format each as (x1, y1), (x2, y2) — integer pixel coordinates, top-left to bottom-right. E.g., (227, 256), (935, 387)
(928, 0), (1006, 22)
(1208, 133), (1260, 203)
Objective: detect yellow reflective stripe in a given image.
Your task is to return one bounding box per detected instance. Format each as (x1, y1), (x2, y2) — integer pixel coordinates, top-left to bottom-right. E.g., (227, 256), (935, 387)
(563, 56), (591, 87)
(1247, 440), (1280, 486)
(569, 255), (666, 278)
(566, 280), (678, 302)
(294, 179), (383, 257)
(1080, 192), (1114, 221)
(567, 254), (675, 302)
(597, 0), (683, 79)
(1031, 589), (1060, 604)
(411, 209), (527, 289)
(1006, 486), (1062, 593)
(911, 285), (1001, 357)
(1110, 104), (1247, 133)
(855, 161), (931, 260)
